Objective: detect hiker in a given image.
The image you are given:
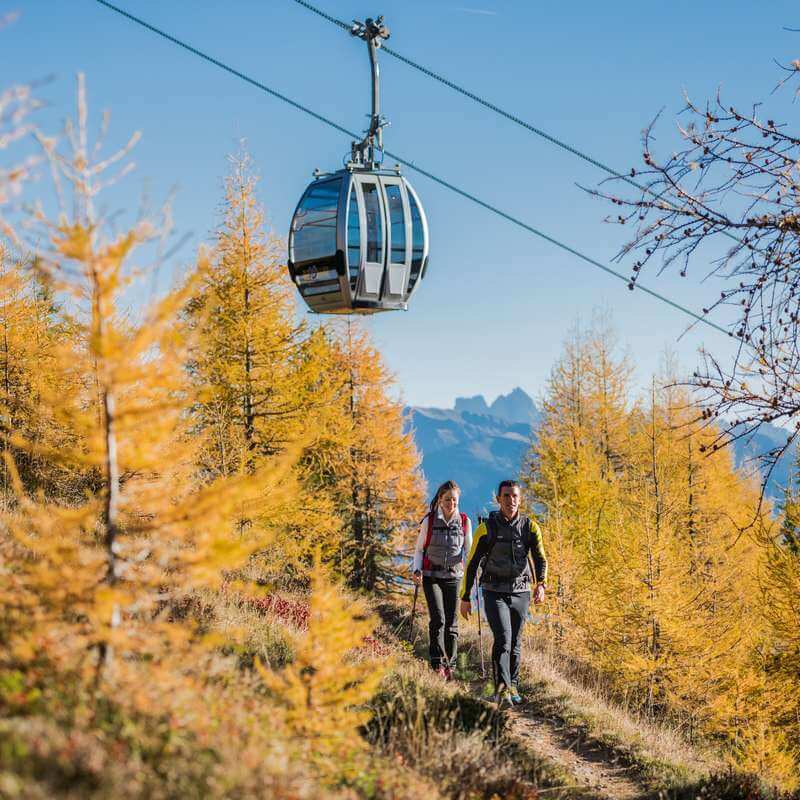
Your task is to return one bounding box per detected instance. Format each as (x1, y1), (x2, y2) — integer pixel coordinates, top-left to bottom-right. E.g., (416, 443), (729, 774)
(459, 479), (547, 706)
(412, 480), (473, 680)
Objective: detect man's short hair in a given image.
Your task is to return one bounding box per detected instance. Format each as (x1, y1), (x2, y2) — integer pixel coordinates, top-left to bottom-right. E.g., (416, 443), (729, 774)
(496, 479), (521, 498)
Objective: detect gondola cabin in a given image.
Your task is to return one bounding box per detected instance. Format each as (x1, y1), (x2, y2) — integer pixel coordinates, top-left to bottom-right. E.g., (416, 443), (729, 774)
(288, 166), (429, 314)
(287, 16), (430, 314)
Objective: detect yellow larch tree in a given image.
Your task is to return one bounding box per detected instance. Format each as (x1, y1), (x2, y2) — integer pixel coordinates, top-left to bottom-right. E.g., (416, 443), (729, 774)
(755, 470), (800, 789)
(183, 147), (344, 581)
(259, 559), (391, 771)
(0, 246), (84, 505)
(1, 76), (298, 697)
(762, 537), (800, 744)
(605, 381), (757, 723)
(522, 319), (633, 653)
(186, 147), (316, 472)
(320, 320), (424, 592)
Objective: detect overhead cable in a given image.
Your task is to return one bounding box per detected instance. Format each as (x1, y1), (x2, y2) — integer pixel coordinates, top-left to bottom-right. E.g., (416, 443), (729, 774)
(291, 0), (648, 194)
(291, 0), (751, 254)
(93, 0), (730, 338)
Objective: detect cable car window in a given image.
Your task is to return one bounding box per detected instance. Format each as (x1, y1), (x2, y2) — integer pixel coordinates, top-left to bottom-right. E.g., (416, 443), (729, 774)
(409, 190), (424, 273)
(385, 184), (406, 264)
(302, 283), (340, 296)
(347, 190), (360, 290)
(292, 179), (342, 263)
(362, 183), (383, 263)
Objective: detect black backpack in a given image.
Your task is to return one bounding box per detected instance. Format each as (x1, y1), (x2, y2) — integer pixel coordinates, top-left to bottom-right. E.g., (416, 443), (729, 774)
(480, 513), (531, 582)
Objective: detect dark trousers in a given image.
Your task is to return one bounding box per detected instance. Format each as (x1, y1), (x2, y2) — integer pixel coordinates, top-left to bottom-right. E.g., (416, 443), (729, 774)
(422, 575), (459, 669)
(482, 589), (530, 690)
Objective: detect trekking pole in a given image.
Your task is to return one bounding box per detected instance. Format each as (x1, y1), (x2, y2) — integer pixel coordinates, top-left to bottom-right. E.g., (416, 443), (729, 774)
(409, 582), (419, 642)
(476, 586), (486, 678)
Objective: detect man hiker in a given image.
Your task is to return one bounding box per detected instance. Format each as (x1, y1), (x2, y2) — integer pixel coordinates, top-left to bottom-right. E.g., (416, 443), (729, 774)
(459, 479), (547, 706)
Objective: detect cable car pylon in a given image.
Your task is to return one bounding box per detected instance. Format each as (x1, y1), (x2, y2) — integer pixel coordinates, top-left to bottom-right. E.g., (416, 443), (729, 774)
(287, 15), (429, 314)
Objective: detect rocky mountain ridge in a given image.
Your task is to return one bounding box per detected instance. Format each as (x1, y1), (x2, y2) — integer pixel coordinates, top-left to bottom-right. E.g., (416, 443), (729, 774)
(408, 388), (794, 516)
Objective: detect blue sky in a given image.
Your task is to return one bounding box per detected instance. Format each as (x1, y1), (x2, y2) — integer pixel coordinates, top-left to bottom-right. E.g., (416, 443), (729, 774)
(4, 0), (798, 407)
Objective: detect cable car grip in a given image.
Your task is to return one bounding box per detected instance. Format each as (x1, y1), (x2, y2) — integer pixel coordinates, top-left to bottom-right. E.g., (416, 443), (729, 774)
(349, 15), (391, 171)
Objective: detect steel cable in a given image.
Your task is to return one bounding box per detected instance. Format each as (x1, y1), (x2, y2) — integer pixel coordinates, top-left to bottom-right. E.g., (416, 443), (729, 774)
(94, 0), (730, 337)
(291, 0), (649, 194)
(290, 0), (751, 255)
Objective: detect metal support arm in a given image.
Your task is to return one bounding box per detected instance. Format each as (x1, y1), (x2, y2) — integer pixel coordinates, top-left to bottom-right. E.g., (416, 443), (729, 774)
(350, 16), (390, 168)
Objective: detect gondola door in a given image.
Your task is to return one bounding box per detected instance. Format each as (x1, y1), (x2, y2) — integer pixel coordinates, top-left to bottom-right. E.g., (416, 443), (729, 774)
(351, 174), (386, 304)
(378, 176), (412, 305)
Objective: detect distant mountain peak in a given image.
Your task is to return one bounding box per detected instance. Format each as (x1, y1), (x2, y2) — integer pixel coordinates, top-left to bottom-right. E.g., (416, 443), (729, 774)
(454, 395), (490, 415)
(453, 388), (538, 425)
(489, 387), (538, 425)
(408, 400), (535, 516)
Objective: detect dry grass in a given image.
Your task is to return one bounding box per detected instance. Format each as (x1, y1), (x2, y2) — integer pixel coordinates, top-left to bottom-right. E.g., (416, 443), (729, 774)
(517, 629), (720, 789)
(365, 661), (575, 800)
(0, 586), (451, 800)
(200, 588), (298, 669)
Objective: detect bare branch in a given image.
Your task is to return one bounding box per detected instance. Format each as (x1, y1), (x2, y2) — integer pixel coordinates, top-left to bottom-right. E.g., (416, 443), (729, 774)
(595, 76), (800, 499)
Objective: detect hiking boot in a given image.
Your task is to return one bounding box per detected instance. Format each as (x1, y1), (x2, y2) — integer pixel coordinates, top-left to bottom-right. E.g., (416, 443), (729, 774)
(443, 666), (454, 682)
(434, 665), (448, 679)
(510, 686), (523, 705)
(492, 688), (514, 709)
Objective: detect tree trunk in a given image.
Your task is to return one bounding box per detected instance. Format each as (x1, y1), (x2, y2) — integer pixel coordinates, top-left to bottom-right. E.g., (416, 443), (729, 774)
(347, 321), (363, 590)
(241, 187), (255, 471)
(99, 386), (121, 673)
(646, 382), (662, 716)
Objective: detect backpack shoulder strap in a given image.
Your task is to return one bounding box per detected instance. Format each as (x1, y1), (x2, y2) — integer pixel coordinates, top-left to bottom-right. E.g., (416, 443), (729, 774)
(423, 512), (435, 554)
(481, 514), (499, 566)
(488, 514), (498, 543)
(522, 516), (539, 582)
(523, 515), (538, 543)
(458, 512), (469, 558)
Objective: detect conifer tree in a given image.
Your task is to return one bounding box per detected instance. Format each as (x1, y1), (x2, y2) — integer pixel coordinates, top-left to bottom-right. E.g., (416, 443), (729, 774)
(760, 472), (800, 787)
(323, 320), (424, 592)
(258, 561), (390, 769)
(522, 319), (633, 651)
(186, 148), (318, 472)
(1, 76), (298, 685)
(0, 246), (82, 503)
(183, 148), (344, 580)
(603, 381), (757, 722)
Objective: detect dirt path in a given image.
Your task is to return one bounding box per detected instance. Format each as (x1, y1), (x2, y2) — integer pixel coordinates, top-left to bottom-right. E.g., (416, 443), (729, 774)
(380, 601), (649, 800)
(458, 669), (645, 800)
(507, 709), (643, 800)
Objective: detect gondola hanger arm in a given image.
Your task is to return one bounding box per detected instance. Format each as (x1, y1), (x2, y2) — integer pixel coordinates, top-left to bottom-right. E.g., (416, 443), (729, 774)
(349, 15), (391, 169)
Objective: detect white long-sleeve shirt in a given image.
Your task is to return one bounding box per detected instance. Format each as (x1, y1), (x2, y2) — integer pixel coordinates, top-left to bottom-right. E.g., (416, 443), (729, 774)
(411, 508), (473, 573)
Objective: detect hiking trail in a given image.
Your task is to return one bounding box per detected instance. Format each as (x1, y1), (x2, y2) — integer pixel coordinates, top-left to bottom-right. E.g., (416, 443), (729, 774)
(390, 598), (652, 800)
(507, 707), (643, 800)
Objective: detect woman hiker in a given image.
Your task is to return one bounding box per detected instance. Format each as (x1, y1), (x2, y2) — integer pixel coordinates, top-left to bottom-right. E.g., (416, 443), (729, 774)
(459, 479), (547, 706)
(412, 480), (472, 680)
